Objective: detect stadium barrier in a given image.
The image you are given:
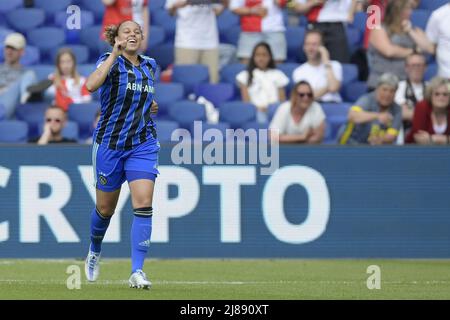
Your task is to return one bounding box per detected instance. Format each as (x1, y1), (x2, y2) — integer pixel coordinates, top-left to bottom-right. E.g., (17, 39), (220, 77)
(0, 145), (449, 258)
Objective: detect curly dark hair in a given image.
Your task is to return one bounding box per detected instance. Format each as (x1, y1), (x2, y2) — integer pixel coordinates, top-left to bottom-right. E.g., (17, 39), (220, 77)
(104, 20), (143, 47)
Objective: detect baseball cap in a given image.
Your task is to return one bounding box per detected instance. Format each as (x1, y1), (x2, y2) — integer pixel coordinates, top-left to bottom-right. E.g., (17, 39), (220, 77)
(4, 33), (26, 50)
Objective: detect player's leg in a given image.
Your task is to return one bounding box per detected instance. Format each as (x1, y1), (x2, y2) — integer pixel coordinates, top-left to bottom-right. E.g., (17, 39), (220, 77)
(126, 174), (156, 289)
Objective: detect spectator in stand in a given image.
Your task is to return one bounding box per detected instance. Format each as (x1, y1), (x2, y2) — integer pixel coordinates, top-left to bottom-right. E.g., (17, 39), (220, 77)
(29, 106), (78, 145)
(166, 0), (226, 83)
(102, 0), (149, 53)
(45, 48), (92, 111)
(339, 73), (401, 145)
(230, 0), (287, 64)
(236, 42), (289, 123)
(269, 80), (326, 144)
(367, 0), (430, 90)
(0, 33), (37, 118)
(294, 0), (358, 63)
(394, 52), (427, 143)
(406, 77), (450, 144)
(423, 2), (450, 79)
(292, 29), (342, 103)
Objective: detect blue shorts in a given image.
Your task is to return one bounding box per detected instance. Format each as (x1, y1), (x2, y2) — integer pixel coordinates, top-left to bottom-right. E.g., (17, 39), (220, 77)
(92, 139), (160, 192)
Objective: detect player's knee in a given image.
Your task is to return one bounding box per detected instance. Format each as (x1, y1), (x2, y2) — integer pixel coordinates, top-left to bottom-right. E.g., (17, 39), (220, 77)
(96, 204), (115, 218)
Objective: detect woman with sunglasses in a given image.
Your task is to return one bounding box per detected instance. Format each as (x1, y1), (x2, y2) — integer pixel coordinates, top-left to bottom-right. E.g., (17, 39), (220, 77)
(406, 77), (450, 144)
(84, 20), (159, 289)
(269, 81), (326, 144)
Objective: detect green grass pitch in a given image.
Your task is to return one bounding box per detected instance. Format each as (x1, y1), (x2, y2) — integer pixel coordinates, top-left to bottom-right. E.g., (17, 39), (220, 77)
(0, 259), (449, 299)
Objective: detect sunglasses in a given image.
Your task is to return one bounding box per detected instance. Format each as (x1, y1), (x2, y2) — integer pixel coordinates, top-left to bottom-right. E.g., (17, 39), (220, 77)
(297, 92), (313, 99)
(433, 91), (449, 97)
(46, 118), (62, 123)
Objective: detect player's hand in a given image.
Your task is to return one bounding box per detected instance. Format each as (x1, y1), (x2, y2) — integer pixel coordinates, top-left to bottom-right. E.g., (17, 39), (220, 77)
(150, 100), (158, 115)
(112, 39), (127, 58)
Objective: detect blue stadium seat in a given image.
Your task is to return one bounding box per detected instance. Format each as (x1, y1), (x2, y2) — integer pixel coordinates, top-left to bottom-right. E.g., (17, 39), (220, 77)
(15, 102), (48, 138)
(342, 81), (368, 103)
(268, 103), (280, 122)
(321, 102), (351, 141)
(151, 9), (176, 42)
(81, 0), (104, 23)
(220, 63), (246, 84)
(350, 11), (367, 34)
(0, 103), (6, 120)
(156, 120), (180, 143)
(172, 64), (209, 94)
(218, 10), (239, 42)
(168, 100), (207, 129)
(286, 26), (306, 63)
(68, 102), (101, 139)
(78, 64), (96, 77)
(149, 0), (166, 10)
(27, 28), (65, 62)
(418, 0), (447, 11)
(6, 8), (45, 33)
(20, 46), (40, 66)
(346, 26), (362, 55)
(149, 43), (174, 70)
(219, 101), (257, 128)
(154, 83), (185, 117)
(278, 62), (300, 92)
(0, 120), (29, 143)
(0, 28), (14, 43)
(38, 121), (80, 141)
(242, 121), (269, 131)
(190, 122), (231, 141)
(341, 63), (359, 86)
(0, 0), (22, 14)
(50, 45), (90, 64)
(425, 63), (438, 81)
(411, 9), (431, 30)
(148, 25), (165, 49)
(35, 0), (71, 22)
(194, 83), (234, 108)
(80, 25), (103, 59)
(222, 25), (241, 46)
(30, 64), (54, 81)
(54, 10), (95, 29)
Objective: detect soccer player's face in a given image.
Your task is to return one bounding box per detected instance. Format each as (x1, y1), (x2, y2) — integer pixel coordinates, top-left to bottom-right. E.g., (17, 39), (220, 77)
(117, 21), (142, 53)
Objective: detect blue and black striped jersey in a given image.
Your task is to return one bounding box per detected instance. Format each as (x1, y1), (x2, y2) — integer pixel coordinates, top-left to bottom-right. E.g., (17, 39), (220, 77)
(93, 53), (158, 150)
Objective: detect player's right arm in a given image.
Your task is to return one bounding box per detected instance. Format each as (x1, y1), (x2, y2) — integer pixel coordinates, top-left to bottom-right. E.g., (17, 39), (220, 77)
(86, 39), (127, 92)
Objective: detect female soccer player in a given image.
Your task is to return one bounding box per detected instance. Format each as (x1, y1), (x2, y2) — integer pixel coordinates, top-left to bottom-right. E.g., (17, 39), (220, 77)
(84, 20), (159, 289)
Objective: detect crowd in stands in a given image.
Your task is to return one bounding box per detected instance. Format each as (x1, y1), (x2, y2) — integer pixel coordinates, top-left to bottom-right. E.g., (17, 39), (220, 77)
(0, 0), (449, 146)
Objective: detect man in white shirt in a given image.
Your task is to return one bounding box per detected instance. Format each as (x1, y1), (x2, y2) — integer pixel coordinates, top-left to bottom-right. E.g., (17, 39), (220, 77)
(425, 2), (450, 79)
(292, 29), (343, 102)
(166, 0), (225, 83)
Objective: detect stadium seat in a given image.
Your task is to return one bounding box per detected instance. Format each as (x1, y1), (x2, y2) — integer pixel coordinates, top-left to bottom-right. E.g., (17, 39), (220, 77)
(222, 25), (241, 46)
(172, 64), (210, 94)
(168, 100), (207, 129)
(81, 0), (104, 23)
(346, 26), (362, 55)
(54, 10), (95, 42)
(80, 25), (104, 59)
(149, 43), (174, 70)
(30, 64), (54, 81)
(424, 63), (438, 81)
(151, 9), (176, 42)
(190, 122), (231, 141)
(341, 64), (359, 86)
(0, 28), (13, 43)
(6, 8), (45, 33)
(268, 103), (280, 122)
(68, 102), (101, 139)
(350, 11), (367, 34)
(50, 45), (89, 64)
(0, 0), (22, 14)
(78, 64), (96, 77)
(242, 121), (269, 131)
(286, 26), (306, 63)
(220, 63), (246, 85)
(418, 0), (448, 11)
(149, 0), (166, 11)
(321, 102), (352, 141)
(20, 46), (40, 66)
(218, 10), (239, 43)
(342, 81), (368, 103)
(219, 101), (257, 128)
(34, 0), (71, 22)
(0, 103), (6, 120)
(154, 83), (185, 117)
(411, 9), (431, 30)
(194, 83), (234, 108)
(148, 25), (166, 49)
(278, 62), (300, 92)
(14, 102), (48, 138)
(157, 120), (180, 143)
(27, 28), (65, 62)
(0, 120), (29, 143)
(38, 121), (80, 141)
